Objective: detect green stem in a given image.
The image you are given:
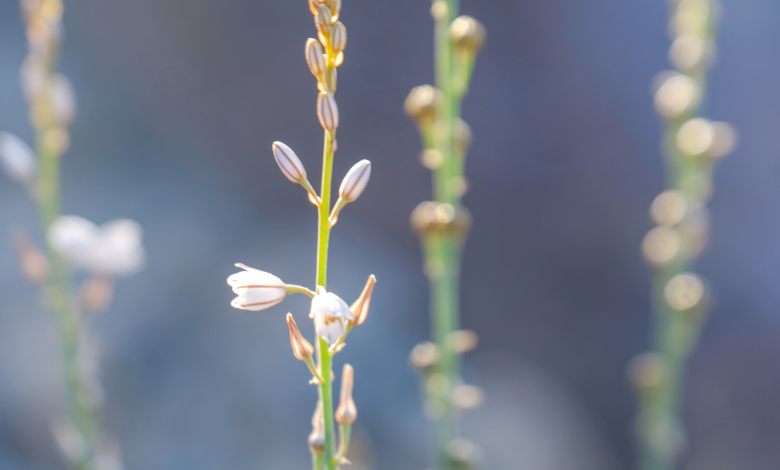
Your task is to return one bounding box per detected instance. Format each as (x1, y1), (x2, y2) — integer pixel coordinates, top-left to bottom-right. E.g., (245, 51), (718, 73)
(336, 424), (352, 462)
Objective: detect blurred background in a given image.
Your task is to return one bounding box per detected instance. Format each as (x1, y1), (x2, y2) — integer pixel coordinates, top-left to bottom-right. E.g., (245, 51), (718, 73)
(1, 0), (780, 469)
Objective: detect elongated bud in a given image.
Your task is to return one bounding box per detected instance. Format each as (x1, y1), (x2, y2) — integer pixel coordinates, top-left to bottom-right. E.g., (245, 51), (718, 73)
(350, 274), (376, 325)
(308, 402), (325, 456)
(326, 0), (341, 21)
(272, 141), (307, 183)
(404, 85), (442, 128)
(317, 91), (339, 131)
(331, 22), (347, 54)
(450, 16), (486, 55)
(305, 39), (327, 78)
(315, 4), (333, 35)
(286, 313), (314, 361)
(311, 286), (353, 344)
(80, 274), (114, 313)
(339, 159), (371, 202)
(227, 263), (287, 311)
(13, 229), (49, 284)
(335, 364), (357, 425)
(0, 132), (37, 184)
(51, 73), (76, 126)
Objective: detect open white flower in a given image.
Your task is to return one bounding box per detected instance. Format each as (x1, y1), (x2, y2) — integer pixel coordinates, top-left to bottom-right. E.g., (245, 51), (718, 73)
(48, 216), (145, 276)
(228, 264), (288, 311)
(310, 287), (353, 344)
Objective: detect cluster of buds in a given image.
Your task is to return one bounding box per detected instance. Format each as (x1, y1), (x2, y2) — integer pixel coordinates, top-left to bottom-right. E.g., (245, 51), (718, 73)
(304, 0), (346, 133)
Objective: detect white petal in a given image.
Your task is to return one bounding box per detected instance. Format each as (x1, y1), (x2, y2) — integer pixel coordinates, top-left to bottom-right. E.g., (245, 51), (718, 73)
(89, 219), (145, 275)
(0, 132), (37, 183)
(227, 265), (287, 311)
(314, 312), (347, 344)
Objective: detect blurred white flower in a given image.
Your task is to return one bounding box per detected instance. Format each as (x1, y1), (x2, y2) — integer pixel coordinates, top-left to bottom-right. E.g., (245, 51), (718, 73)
(0, 131), (37, 184)
(48, 216), (145, 276)
(227, 264), (288, 311)
(310, 287), (353, 344)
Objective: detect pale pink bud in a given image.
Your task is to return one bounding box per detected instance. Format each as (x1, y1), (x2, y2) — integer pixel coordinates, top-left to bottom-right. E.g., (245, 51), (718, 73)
(317, 91), (339, 131)
(0, 132), (37, 184)
(310, 286), (353, 344)
(305, 38), (327, 78)
(335, 364), (357, 425)
(272, 141), (307, 183)
(349, 274), (376, 325)
(339, 159), (371, 202)
(287, 313), (314, 361)
(228, 264), (287, 311)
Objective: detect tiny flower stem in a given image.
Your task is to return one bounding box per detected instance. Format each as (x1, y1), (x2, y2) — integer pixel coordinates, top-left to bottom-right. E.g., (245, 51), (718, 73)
(286, 284), (317, 298)
(335, 423), (352, 463)
(301, 177), (322, 205)
(305, 356), (325, 384)
(327, 196), (348, 228)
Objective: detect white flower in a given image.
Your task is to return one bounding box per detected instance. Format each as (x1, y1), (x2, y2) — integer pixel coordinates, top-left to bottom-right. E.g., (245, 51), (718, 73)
(228, 264), (287, 311)
(339, 159), (371, 202)
(48, 216), (145, 276)
(310, 287), (353, 344)
(0, 132), (37, 184)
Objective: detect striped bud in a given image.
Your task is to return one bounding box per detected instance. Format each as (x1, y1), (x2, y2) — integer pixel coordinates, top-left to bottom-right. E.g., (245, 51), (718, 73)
(317, 92), (339, 131)
(272, 141), (307, 183)
(287, 313), (314, 361)
(315, 4), (332, 35)
(326, 0), (341, 21)
(228, 264), (287, 311)
(305, 39), (327, 78)
(350, 274), (376, 325)
(450, 16), (486, 55)
(339, 159), (371, 202)
(331, 22), (347, 54)
(335, 364), (357, 425)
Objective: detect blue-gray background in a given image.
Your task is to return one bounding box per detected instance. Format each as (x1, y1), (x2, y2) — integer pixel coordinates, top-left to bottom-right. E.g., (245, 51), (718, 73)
(1, 0), (779, 469)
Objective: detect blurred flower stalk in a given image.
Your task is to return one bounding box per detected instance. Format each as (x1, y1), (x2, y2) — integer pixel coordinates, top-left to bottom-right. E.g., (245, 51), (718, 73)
(226, 1), (376, 469)
(405, 2), (485, 469)
(631, 1), (737, 469)
(1, 1), (145, 468)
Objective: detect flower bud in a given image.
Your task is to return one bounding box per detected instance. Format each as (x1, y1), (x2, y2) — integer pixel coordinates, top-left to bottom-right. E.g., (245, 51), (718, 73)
(450, 16), (486, 55)
(12, 229), (49, 284)
(310, 286), (353, 344)
(79, 274), (114, 314)
(349, 274), (376, 325)
(286, 313), (314, 361)
(315, 4), (332, 35)
(335, 364), (357, 425)
(305, 38), (327, 78)
(228, 264), (287, 311)
(48, 215), (99, 269)
(404, 85), (442, 128)
(317, 91), (339, 131)
(308, 402), (325, 455)
(272, 141), (307, 183)
(339, 159), (371, 202)
(331, 22), (347, 54)
(51, 73), (76, 126)
(326, 0), (341, 21)
(0, 132), (37, 184)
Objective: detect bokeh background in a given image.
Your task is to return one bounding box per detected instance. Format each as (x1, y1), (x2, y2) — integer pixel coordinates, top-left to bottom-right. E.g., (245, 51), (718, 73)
(1, 0), (780, 469)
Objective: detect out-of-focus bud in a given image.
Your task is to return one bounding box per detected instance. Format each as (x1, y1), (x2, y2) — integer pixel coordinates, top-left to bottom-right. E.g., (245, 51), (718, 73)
(315, 4), (333, 35)
(706, 121), (737, 159)
(80, 274), (114, 314)
(676, 118), (714, 156)
(305, 39), (327, 78)
(308, 0), (321, 16)
(404, 85), (442, 129)
(308, 402), (326, 456)
(0, 132), (37, 184)
(349, 274), (376, 326)
(12, 230), (49, 284)
(651, 190), (688, 226)
(669, 33), (707, 71)
(272, 141), (307, 183)
(286, 313), (314, 361)
(447, 438), (482, 470)
(664, 273), (707, 311)
(88, 219), (145, 276)
(642, 226), (681, 267)
(455, 118), (472, 155)
(410, 341), (440, 372)
(335, 364), (357, 425)
(420, 149), (444, 169)
(20, 55), (45, 101)
(326, 0), (341, 21)
(451, 384), (484, 410)
(228, 264), (288, 311)
(331, 22), (347, 54)
(51, 74), (76, 126)
(92, 440), (123, 470)
(450, 16), (486, 55)
(339, 159), (371, 202)
(627, 352), (665, 391)
(311, 286), (353, 344)
(411, 201), (472, 238)
(50, 419), (87, 465)
(317, 91), (339, 131)
(446, 330), (478, 353)
(654, 72), (699, 119)
(48, 215), (99, 269)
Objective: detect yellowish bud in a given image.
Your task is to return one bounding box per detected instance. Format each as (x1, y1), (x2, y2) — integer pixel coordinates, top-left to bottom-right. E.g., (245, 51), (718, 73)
(331, 22), (347, 54)
(315, 4), (332, 35)
(305, 38), (327, 78)
(349, 274), (376, 325)
(286, 313), (314, 361)
(450, 16), (486, 55)
(404, 85), (442, 129)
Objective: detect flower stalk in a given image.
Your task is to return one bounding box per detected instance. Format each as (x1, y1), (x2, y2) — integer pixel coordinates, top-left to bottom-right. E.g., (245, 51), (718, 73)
(406, 2), (485, 469)
(633, 1), (736, 470)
